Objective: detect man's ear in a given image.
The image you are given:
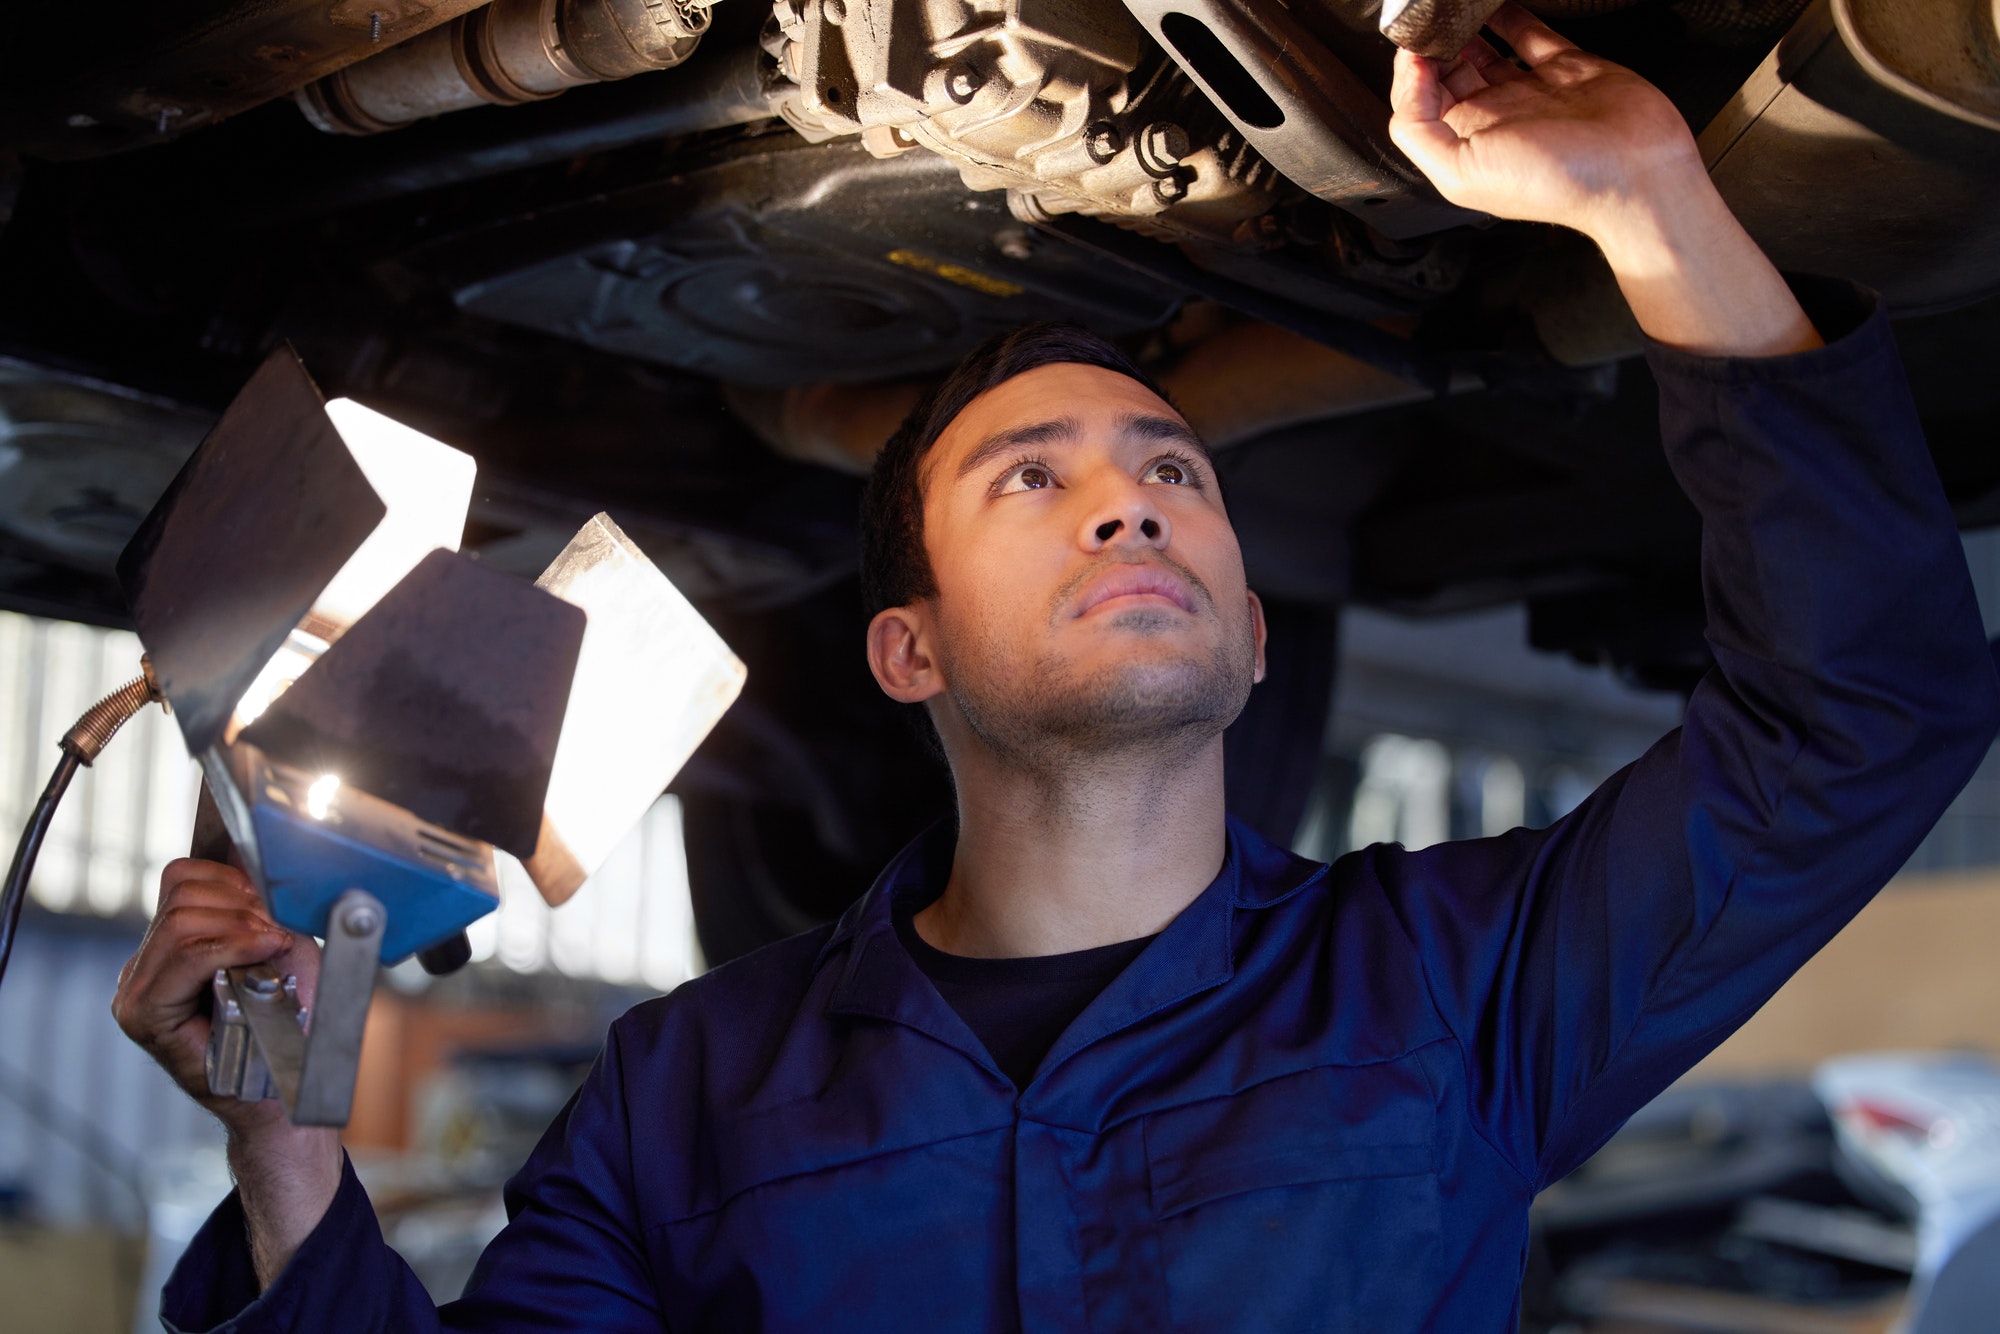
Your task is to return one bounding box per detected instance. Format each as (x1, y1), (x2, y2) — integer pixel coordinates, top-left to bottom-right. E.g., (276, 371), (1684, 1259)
(1247, 589), (1269, 685)
(867, 603), (947, 704)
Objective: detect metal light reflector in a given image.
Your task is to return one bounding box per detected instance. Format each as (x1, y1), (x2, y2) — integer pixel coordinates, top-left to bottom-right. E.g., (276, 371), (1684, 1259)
(230, 398), (474, 733)
(525, 513), (747, 904)
(120, 348), (477, 757)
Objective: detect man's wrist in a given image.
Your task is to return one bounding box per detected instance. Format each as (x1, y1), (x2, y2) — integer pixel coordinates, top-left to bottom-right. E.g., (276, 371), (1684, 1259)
(1582, 169), (1822, 359)
(225, 1119), (344, 1290)
(1585, 166), (1745, 303)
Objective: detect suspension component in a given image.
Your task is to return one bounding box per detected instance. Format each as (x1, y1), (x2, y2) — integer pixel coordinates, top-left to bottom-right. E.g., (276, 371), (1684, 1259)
(298, 0), (714, 135)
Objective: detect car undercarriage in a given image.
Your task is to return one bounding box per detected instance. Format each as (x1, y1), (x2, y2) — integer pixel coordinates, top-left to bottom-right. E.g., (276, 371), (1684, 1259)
(2, 0), (1996, 957)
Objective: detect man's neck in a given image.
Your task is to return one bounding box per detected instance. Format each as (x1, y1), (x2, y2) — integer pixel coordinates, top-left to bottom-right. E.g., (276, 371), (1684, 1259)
(913, 733), (1228, 959)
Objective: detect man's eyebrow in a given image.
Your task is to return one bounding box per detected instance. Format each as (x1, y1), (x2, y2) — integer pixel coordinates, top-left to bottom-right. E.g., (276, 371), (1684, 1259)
(1120, 412), (1211, 460)
(954, 416), (1083, 482)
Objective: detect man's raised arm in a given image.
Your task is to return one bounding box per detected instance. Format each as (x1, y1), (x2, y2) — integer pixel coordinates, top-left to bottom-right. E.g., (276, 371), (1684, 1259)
(1375, 5), (2000, 1187)
(1389, 3), (1820, 359)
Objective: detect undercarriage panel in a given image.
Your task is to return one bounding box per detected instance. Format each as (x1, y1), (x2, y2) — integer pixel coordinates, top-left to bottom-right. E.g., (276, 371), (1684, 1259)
(446, 136), (1183, 384)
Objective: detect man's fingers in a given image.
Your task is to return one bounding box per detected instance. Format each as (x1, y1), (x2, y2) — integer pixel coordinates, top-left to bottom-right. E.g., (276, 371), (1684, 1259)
(1440, 54), (1490, 103)
(115, 906), (289, 1037)
(1485, 1), (1576, 65)
(113, 856), (329, 1115)
(1458, 34), (1527, 84)
(132, 904), (289, 990)
(161, 856), (259, 904)
(1388, 50), (1467, 193)
(151, 877), (268, 920)
(134, 859), (276, 969)
(1389, 48), (1447, 123)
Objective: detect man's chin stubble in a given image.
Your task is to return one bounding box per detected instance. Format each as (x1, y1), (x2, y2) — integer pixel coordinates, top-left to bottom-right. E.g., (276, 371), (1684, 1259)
(950, 640), (1254, 770)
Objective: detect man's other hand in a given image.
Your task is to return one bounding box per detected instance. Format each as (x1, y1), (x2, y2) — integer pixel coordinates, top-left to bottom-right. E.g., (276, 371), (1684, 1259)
(1388, 5), (1699, 237)
(113, 857), (314, 1128)
(1388, 3), (1822, 357)
(113, 858), (343, 1288)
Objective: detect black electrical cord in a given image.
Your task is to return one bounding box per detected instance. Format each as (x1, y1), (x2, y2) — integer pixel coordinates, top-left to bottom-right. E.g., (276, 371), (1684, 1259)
(0, 751), (82, 989)
(0, 668), (161, 990)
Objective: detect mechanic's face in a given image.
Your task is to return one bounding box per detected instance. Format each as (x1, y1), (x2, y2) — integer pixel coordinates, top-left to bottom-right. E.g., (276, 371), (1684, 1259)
(867, 363), (1266, 764)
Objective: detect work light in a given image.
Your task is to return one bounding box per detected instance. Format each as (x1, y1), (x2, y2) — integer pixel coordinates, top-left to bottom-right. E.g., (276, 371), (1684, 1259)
(0, 345), (745, 1126)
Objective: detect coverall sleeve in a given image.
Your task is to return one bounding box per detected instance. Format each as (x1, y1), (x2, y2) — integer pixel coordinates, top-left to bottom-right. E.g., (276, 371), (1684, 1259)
(1374, 276), (2000, 1191)
(160, 1015), (662, 1333)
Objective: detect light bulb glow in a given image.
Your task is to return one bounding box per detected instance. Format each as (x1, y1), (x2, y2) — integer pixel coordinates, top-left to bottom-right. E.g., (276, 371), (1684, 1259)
(305, 773), (342, 820)
(228, 637), (323, 737)
(315, 399), (475, 629)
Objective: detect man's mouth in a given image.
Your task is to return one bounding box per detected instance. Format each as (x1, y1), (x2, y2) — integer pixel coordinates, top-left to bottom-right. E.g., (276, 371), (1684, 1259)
(1071, 562), (1200, 618)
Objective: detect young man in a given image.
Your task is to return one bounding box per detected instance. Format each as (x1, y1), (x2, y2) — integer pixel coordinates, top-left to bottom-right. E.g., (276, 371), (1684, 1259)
(117, 7), (1998, 1330)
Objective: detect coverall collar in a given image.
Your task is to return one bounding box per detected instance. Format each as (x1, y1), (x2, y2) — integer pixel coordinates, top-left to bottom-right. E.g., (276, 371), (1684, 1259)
(815, 816), (1328, 1089)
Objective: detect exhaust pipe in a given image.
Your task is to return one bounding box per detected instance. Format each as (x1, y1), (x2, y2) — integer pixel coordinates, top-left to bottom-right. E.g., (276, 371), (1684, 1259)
(298, 0), (714, 135)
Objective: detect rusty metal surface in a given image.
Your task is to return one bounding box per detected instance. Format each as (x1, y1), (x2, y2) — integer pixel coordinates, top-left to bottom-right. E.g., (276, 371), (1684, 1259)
(297, 0), (707, 136)
(2, 0), (494, 160)
(1701, 0), (2000, 310)
(1124, 0), (1480, 237)
(1838, 0), (2000, 128)
(1379, 0), (1510, 60)
(769, 0), (1281, 241)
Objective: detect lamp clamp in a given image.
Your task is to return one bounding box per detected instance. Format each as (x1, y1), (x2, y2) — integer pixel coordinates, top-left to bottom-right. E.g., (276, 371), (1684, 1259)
(203, 887), (386, 1125)
(203, 886), (386, 1125)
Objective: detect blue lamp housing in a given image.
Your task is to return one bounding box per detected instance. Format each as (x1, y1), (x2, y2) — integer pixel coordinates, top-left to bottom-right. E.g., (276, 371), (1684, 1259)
(241, 746), (500, 964)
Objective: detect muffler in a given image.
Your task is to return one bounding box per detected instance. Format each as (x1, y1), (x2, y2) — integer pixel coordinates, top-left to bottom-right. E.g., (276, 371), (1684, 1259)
(297, 0), (713, 135)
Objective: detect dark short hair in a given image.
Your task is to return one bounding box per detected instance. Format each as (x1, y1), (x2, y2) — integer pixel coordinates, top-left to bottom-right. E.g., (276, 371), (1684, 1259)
(859, 322), (1171, 620)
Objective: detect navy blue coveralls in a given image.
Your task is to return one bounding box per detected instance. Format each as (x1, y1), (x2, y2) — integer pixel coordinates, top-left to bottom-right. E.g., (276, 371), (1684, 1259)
(164, 279), (2000, 1332)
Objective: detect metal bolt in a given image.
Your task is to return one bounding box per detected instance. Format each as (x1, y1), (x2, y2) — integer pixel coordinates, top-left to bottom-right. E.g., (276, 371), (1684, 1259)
(821, 0), (846, 23)
(369, 10), (385, 42)
(1139, 121), (1190, 172)
(994, 226), (1033, 261)
(944, 63), (984, 103)
(1152, 172), (1190, 205)
(1085, 122), (1124, 163)
(242, 969), (281, 996)
(342, 903), (382, 937)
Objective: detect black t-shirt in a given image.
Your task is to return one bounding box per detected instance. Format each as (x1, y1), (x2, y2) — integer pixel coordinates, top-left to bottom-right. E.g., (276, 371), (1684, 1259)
(894, 909), (1156, 1089)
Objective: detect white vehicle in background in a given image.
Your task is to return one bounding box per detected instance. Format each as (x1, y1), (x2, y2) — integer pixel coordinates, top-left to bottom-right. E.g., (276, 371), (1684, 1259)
(1523, 1052), (2000, 1331)
(1818, 1053), (2000, 1334)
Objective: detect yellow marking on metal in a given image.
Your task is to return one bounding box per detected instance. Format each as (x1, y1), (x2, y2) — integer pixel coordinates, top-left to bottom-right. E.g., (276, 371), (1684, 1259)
(886, 249), (1024, 298)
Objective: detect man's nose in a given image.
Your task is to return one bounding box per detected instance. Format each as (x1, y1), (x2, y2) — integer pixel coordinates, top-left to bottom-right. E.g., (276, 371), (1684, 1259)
(1082, 482), (1171, 552)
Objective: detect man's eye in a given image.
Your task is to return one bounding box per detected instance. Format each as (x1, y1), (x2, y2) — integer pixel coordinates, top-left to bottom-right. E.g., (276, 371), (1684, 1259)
(1145, 458), (1193, 485)
(999, 463), (1056, 494)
